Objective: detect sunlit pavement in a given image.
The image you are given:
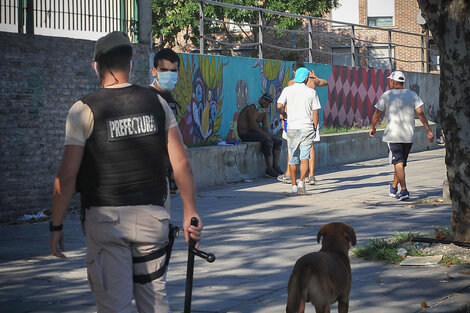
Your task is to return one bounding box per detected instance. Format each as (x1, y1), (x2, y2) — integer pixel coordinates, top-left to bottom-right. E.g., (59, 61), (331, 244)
(1, 146), (468, 313)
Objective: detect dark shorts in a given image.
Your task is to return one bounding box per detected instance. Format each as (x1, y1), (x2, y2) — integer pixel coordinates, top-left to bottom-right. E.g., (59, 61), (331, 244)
(388, 143), (413, 167)
(239, 131), (282, 157)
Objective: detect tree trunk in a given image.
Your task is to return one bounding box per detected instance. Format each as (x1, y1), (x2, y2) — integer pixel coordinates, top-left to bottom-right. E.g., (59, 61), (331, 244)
(417, 0), (470, 242)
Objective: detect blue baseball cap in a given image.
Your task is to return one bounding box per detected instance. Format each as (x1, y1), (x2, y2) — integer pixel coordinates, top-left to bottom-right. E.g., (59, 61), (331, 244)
(293, 67), (309, 83)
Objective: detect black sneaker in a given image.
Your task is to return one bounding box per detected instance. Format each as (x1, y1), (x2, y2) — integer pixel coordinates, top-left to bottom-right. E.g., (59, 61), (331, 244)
(273, 166), (284, 176)
(265, 168), (278, 178)
(396, 189), (410, 201)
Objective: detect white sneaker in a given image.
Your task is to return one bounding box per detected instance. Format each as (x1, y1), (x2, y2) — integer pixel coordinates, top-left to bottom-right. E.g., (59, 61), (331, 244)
(291, 185), (299, 193)
(298, 181), (306, 195)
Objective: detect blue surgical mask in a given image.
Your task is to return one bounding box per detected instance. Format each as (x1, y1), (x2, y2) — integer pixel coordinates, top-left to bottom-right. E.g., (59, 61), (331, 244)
(156, 71), (178, 91)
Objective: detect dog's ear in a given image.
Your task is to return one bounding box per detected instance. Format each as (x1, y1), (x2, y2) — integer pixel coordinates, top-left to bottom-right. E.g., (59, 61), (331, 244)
(317, 224), (327, 243)
(344, 225), (357, 246)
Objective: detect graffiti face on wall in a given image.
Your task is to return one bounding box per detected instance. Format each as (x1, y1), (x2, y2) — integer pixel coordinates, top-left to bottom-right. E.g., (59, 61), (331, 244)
(173, 55), (226, 144)
(236, 80), (249, 111)
(173, 54), (292, 144)
(253, 59), (291, 135)
(226, 80), (249, 141)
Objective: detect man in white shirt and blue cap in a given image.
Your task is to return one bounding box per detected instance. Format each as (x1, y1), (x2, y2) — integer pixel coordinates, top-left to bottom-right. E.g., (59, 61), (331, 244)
(277, 67), (321, 195)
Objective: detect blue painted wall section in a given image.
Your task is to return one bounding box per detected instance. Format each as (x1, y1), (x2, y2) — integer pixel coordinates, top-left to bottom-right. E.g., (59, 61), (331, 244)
(172, 53), (334, 145)
(171, 53), (436, 145)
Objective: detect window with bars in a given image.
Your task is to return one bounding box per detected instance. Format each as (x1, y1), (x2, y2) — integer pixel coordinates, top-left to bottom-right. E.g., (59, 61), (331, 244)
(0, 0), (139, 42)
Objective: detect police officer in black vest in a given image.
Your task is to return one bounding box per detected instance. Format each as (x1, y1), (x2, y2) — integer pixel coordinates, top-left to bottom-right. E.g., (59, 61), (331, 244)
(49, 31), (202, 313)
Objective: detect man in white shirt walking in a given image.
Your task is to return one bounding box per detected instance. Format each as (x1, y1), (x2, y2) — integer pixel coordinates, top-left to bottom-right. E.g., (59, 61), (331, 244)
(277, 68), (321, 195)
(369, 71), (434, 201)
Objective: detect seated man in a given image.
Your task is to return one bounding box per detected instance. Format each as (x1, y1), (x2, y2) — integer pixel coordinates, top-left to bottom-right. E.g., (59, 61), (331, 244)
(237, 93), (282, 178)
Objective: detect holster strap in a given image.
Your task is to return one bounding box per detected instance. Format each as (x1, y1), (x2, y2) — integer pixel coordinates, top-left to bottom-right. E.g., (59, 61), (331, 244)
(132, 245), (167, 264)
(133, 264), (167, 284)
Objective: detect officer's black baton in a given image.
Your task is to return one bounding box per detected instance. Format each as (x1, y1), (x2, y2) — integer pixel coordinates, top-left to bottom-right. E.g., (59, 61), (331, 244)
(184, 217), (215, 313)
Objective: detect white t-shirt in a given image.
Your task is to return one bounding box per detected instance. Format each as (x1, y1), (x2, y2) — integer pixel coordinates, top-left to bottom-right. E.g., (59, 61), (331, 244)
(375, 89), (423, 143)
(64, 83), (178, 146)
(277, 83), (321, 130)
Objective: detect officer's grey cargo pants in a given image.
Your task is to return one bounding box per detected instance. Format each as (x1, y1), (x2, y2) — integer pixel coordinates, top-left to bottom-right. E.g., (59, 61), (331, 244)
(84, 205), (171, 313)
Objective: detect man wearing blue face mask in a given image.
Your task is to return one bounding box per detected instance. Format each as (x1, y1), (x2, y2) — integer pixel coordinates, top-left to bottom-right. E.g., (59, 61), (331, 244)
(150, 48), (180, 119)
(150, 48), (181, 195)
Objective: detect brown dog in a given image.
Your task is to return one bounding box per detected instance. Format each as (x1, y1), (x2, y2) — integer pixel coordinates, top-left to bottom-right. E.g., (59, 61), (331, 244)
(286, 222), (357, 313)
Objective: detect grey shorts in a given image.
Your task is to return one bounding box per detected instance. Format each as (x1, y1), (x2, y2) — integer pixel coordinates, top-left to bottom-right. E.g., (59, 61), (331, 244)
(287, 129), (316, 165)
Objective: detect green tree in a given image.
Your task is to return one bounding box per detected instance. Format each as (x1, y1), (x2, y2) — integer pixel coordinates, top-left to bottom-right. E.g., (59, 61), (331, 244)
(152, 0), (338, 51)
(418, 0), (470, 242)
(152, 0), (200, 50)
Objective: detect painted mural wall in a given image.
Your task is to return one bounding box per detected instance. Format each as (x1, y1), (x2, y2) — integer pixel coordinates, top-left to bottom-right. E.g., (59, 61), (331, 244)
(170, 53), (440, 145)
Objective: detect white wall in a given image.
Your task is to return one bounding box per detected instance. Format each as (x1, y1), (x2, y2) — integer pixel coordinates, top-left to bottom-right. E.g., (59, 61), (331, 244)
(331, 0), (359, 26)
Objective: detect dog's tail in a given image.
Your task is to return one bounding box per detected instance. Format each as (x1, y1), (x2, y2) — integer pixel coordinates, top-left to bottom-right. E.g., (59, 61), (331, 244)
(286, 267), (306, 313)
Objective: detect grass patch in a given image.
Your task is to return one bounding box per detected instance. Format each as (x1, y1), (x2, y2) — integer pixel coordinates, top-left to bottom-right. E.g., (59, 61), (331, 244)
(352, 231), (423, 264)
(441, 255), (465, 266)
(321, 122), (386, 135)
(353, 238), (404, 264)
(433, 225), (452, 239)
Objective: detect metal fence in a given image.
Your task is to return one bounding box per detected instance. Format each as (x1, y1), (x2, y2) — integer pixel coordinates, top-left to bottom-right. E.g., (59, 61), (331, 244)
(0, 0), (139, 41)
(194, 0), (439, 72)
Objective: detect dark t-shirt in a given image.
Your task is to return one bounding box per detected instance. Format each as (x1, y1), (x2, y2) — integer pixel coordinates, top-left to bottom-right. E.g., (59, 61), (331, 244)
(154, 89), (178, 119)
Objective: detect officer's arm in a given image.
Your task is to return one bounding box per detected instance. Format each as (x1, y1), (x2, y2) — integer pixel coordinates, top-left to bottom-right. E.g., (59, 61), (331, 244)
(166, 126), (202, 244)
(50, 145), (84, 258)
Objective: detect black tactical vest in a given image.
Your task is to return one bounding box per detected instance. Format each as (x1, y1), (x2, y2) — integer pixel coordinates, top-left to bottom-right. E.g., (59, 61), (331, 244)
(77, 85), (169, 207)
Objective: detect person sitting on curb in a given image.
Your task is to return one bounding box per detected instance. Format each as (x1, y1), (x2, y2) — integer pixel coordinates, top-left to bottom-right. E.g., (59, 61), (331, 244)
(237, 93), (283, 178)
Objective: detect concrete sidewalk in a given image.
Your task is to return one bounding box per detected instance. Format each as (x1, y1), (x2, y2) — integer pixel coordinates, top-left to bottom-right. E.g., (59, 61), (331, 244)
(1, 147), (469, 313)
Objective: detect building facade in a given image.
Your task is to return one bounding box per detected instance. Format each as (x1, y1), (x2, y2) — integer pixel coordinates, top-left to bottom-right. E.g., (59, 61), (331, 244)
(324, 0), (438, 72)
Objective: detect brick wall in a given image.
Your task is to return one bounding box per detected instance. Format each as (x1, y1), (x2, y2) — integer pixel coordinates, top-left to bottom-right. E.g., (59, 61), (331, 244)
(353, 0), (426, 72)
(0, 32), (151, 222)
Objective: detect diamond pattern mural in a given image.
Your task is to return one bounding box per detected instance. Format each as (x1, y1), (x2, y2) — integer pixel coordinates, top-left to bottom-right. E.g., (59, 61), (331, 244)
(324, 65), (391, 127)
